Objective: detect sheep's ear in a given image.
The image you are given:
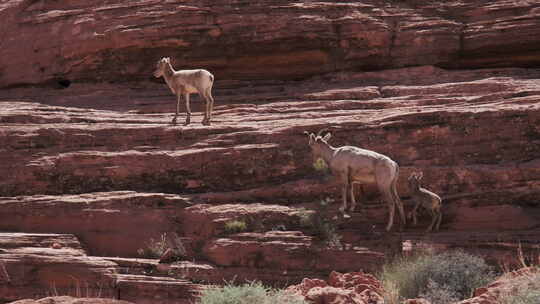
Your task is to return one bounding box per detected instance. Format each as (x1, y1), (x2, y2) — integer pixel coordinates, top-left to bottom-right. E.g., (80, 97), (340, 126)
(323, 132), (332, 142)
(418, 172), (424, 180)
(309, 133), (315, 145)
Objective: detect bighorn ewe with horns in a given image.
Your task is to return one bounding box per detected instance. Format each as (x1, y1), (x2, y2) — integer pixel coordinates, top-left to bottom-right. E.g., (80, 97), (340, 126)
(408, 172), (442, 232)
(304, 130), (406, 231)
(153, 57), (215, 126)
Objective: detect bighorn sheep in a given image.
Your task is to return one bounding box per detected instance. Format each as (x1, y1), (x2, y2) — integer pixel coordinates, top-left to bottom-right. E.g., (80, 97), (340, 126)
(408, 172), (442, 232)
(304, 130), (406, 231)
(153, 57), (215, 126)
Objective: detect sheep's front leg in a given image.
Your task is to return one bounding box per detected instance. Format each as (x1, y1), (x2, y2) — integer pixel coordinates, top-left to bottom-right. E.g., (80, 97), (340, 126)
(172, 94), (181, 125)
(184, 92), (191, 126)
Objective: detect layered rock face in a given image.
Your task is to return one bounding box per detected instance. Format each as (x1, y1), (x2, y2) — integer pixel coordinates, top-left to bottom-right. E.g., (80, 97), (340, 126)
(1, 0), (539, 86)
(0, 0), (540, 303)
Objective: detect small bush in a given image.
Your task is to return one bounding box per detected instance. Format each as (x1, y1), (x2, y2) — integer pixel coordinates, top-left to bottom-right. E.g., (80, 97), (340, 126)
(500, 270), (540, 304)
(300, 199), (342, 248)
(379, 250), (495, 303)
(198, 281), (307, 304)
(224, 220), (248, 234)
(137, 232), (186, 259)
(313, 158), (329, 173)
(420, 280), (459, 304)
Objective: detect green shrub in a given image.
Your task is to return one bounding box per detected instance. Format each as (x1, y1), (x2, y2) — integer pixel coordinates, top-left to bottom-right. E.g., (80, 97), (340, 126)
(313, 158), (329, 173)
(299, 199), (342, 248)
(224, 220), (248, 234)
(500, 270), (540, 304)
(379, 250), (495, 304)
(198, 281), (307, 304)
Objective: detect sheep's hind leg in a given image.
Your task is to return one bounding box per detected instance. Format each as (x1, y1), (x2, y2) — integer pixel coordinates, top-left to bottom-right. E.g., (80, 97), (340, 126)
(207, 89), (215, 123)
(202, 90), (214, 125)
(339, 172), (351, 219)
(202, 97), (210, 126)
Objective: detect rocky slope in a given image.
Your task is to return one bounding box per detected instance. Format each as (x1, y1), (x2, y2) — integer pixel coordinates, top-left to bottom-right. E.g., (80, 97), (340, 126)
(0, 0), (539, 303)
(1, 65), (538, 302)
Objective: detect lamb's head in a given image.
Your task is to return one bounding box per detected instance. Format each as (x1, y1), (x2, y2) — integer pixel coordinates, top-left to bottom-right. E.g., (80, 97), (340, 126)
(304, 129), (332, 162)
(153, 57), (170, 78)
(408, 172), (423, 190)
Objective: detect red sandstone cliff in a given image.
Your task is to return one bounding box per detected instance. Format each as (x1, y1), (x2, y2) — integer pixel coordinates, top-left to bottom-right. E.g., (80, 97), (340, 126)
(0, 0), (539, 303)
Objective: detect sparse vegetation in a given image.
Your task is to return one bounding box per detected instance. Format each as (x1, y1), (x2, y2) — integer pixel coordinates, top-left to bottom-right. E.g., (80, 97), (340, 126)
(312, 157), (329, 173)
(499, 248), (539, 304)
(137, 232), (186, 259)
(499, 270), (540, 304)
(298, 199), (342, 248)
(198, 281), (307, 304)
(224, 220), (249, 234)
(379, 250), (495, 304)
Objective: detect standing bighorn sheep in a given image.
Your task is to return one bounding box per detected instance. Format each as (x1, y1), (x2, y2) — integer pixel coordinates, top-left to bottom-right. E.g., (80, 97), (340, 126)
(304, 130), (406, 231)
(153, 57), (215, 126)
(408, 172), (442, 232)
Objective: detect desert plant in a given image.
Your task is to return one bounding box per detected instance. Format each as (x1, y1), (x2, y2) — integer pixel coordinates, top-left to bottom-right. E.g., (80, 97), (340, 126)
(297, 207), (314, 228)
(301, 199), (342, 248)
(137, 232), (186, 259)
(312, 157), (329, 173)
(198, 281), (307, 304)
(224, 220), (248, 234)
(379, 250), (495, 303)
(499, 268), (540, 304)
(419, 280), (459, 304)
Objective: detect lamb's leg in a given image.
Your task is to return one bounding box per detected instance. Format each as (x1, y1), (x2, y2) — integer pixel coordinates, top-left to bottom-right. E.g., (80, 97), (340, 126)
(184, 93), (191, 126)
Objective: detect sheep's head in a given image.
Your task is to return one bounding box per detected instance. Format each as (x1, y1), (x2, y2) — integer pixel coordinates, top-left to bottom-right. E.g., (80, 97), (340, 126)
(153, 57), (170, 78)
(408, 172), (423, 190)
(304, 129), (332, 164)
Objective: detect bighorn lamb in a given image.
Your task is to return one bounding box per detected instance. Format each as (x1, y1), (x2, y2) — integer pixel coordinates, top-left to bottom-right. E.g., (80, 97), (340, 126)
(305, 130), (406, 231)
(153, 57), (215, 126)
(408, 172), (442, 232)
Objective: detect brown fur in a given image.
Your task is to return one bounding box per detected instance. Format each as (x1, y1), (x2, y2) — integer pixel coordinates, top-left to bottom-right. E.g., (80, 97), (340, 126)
(154, 57), (215, 126)
(305, 131), (406, 231)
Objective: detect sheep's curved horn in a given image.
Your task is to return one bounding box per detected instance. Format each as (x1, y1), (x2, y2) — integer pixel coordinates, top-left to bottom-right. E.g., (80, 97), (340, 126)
(316, 128), (329, 137)
(304, 131), (315, 144)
